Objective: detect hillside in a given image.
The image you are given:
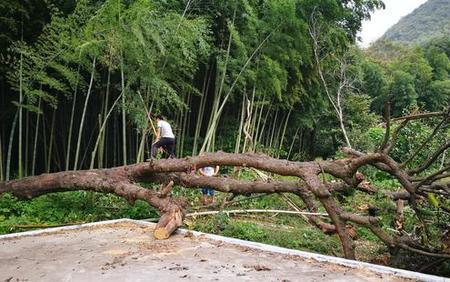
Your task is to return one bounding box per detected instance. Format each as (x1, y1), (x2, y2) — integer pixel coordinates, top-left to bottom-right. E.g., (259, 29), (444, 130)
(382, 0), (450, 45)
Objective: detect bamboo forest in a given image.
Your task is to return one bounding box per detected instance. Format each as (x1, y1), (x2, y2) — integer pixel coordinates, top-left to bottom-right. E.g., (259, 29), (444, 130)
(1, 0), (450, 278)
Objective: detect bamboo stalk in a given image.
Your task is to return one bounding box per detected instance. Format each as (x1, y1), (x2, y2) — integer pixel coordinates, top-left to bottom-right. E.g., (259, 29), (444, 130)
(281, 194), (309, 221)
(269, 110), (278, 149)
(137, 92), (154, 161)
(31, 99), (41, 176)
(253, 99), (265, 149)
(200, 9), (236, 153)
(65, 64), (81, 171)
(193, 65), (211, 156)
(74, 58), (96, 170)
(242, 85), (256, 153)
(6, 110), (18, 181)
(143, 210), (329, 224)
(24, 104), (29, 176)
(207, 209), (325, 218)
(145, 209), (329, 220)
(246, 103), (258, 152)
(90, 92), (124, 169)
(287, 127), (301, 160)
(180, 92), (191, 157)
(201, 24), (279, 153)
(235, 92), (246, 153)
(18, 51), (23, 178)
(46, 109), (56, 173)
(98, 67), (111, 168)
(0, 135), (3, 181)
(96, 115), (103, 168)
(256, 103), (271, 146)
(278, 108), (292, 157)
(136, 129), (146, 163)
(136, 90), (157, 136)
(120, 61), (127, 165)
(43, 108), (48, 171)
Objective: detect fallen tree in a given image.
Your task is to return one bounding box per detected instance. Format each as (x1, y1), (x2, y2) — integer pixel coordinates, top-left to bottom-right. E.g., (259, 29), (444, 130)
(1, 108), (449, 261)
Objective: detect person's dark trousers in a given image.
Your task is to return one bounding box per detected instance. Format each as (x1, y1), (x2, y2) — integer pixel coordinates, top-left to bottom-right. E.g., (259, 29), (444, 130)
(151, 137), (176, 158)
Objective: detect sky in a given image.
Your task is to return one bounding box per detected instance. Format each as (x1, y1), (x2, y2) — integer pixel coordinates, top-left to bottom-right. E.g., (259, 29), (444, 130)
(358, 0), (428, 47)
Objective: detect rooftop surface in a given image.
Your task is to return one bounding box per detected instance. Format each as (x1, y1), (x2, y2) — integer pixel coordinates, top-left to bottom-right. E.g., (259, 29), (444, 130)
(0, 219), (446, 282)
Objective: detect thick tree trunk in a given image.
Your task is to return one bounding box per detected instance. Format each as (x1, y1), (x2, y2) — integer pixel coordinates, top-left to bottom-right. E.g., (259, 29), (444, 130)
(1, 147), (449, 259)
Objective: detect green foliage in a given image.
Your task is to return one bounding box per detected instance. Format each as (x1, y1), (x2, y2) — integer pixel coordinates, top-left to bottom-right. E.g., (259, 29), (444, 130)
(344, 93), (379, 149)
(0, 192), (158, 234)
(222, 221), (268, 241)
(390, 119), (447, 167)
(1, 3), (450, 277)
(352, 117), (448, 171)
(365, 39), (450, 115)
(389, 70), (418, 116)
(193, 214), (343, 256)
(428, 80), (450, 110)
(5, 0), (94, 110)
(358, 127), (385, 152)
(360, 59), (388, 111)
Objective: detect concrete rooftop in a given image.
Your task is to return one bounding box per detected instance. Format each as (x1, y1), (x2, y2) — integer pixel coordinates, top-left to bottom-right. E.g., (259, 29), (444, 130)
(0, 219), (447, 282)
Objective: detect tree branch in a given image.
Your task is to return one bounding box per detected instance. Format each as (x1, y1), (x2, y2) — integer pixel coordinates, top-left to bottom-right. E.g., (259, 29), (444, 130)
(407, 141), (450, 175)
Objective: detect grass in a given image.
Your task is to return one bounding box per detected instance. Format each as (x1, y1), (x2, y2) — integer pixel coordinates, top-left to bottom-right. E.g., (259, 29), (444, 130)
(0, 192), (159, 234)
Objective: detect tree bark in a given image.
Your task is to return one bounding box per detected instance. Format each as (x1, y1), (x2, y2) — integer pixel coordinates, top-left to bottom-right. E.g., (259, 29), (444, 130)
(1, 148), (449, 259)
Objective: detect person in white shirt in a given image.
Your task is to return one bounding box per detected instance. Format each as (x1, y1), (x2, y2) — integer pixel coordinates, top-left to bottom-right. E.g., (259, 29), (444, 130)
(151, 115), (176, 158)
(199, 165), (219, 205)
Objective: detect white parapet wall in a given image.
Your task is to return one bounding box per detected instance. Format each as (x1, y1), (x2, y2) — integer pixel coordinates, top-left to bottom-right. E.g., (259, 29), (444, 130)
(0, 218), (448, 282)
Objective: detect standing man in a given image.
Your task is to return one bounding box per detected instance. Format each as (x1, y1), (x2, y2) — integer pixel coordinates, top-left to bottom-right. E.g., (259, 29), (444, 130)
(151, 115), (176, 159)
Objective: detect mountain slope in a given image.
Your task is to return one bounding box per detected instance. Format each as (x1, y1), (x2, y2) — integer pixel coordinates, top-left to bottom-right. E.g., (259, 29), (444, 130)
(382, 0), (450, 45)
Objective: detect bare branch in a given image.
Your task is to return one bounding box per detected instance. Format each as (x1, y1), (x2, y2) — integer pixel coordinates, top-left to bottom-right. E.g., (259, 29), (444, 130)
(402, 113), (449, 167)
(392, 111), (446, 122)
(398, 243), (450, 259)
(408, 141), (450, 175)
(415, 165), (450, 188)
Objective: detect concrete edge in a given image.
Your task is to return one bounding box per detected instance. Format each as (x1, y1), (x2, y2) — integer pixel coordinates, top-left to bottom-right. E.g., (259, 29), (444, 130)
(0, 218), (448, 282)
(132, 219), (449, 282)
(0, 218), (132, 240)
